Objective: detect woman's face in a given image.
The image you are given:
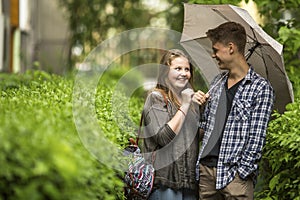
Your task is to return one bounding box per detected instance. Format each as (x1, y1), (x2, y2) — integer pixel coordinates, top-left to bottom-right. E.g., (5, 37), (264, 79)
(167, 56), (191, 92)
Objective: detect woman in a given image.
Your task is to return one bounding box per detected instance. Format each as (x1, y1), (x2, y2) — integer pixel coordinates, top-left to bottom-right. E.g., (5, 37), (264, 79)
(141, 49), (200, 200)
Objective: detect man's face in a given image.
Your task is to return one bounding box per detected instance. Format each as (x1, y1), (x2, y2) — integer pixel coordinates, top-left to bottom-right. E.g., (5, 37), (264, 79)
(211, 42), (232, 70)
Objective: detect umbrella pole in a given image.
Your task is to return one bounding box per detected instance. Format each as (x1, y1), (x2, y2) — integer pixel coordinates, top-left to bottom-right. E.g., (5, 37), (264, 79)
(207, 72), (229, 94)
(245, 41), (261, 61)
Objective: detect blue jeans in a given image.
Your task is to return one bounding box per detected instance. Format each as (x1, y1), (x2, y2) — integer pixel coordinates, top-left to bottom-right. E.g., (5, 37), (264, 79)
(149, 187), (197, 200)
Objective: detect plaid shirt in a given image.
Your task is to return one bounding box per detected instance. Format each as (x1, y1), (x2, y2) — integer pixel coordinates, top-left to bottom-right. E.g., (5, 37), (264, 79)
(196, 67), (274, 189)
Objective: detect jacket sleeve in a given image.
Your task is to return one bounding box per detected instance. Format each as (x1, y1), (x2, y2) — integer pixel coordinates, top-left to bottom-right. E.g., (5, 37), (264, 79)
(143, 91), (176, 147)
(238, 82), (274, 179)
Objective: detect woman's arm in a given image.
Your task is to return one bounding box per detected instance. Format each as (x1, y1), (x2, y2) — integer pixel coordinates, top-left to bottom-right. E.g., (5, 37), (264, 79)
(143, 89), (193, 146)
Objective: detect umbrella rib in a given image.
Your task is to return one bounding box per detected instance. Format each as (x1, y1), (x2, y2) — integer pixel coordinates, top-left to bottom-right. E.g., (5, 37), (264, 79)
(246, 27), (258, 43)
(212, 8), (230, 21)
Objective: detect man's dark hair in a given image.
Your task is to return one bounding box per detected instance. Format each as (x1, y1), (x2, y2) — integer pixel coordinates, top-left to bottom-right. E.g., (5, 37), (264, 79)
(206, 22), (247, 54)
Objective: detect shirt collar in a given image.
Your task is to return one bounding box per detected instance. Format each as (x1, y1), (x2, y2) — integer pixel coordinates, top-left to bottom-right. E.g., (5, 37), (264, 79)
(241, 65), (255, 85)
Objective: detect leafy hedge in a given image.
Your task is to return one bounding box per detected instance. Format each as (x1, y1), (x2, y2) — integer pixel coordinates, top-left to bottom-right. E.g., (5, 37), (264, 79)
(256, 67), (300, 200)
(255, 101), (300, 200)
(0, 70), (143, 199)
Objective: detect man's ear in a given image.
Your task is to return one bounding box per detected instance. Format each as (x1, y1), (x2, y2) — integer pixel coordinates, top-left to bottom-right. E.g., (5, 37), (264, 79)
(228, 43), (234, 54)
(228, 42), (236, 54)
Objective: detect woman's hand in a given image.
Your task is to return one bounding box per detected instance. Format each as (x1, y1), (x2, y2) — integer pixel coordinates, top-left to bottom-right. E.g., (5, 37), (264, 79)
(168, 88), (194, 134)
(181, 88), (194, 105)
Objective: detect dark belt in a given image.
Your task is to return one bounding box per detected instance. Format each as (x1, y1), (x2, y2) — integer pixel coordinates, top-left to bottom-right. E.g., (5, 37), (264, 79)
(200, 156), (218, 167)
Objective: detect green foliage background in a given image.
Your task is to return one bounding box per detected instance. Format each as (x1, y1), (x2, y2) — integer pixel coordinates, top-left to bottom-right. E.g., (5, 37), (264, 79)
(0, 70), (130, 199)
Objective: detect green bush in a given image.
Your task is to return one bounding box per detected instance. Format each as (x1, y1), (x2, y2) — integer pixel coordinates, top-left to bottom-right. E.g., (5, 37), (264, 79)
(254, 25), (300, 200)
(0, 70), (137, 199)
(256, 100), (300, 200)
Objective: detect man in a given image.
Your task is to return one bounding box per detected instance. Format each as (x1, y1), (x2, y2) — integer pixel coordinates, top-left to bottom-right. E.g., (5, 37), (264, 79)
(193, 22), (274, 199)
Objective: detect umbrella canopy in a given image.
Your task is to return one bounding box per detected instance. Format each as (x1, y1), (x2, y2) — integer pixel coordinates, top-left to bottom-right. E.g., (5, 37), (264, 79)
(180, 3), (294, 114)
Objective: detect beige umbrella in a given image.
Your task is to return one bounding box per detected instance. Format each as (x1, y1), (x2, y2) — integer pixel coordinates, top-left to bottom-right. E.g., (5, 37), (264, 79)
(180, 3), (294, 114)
